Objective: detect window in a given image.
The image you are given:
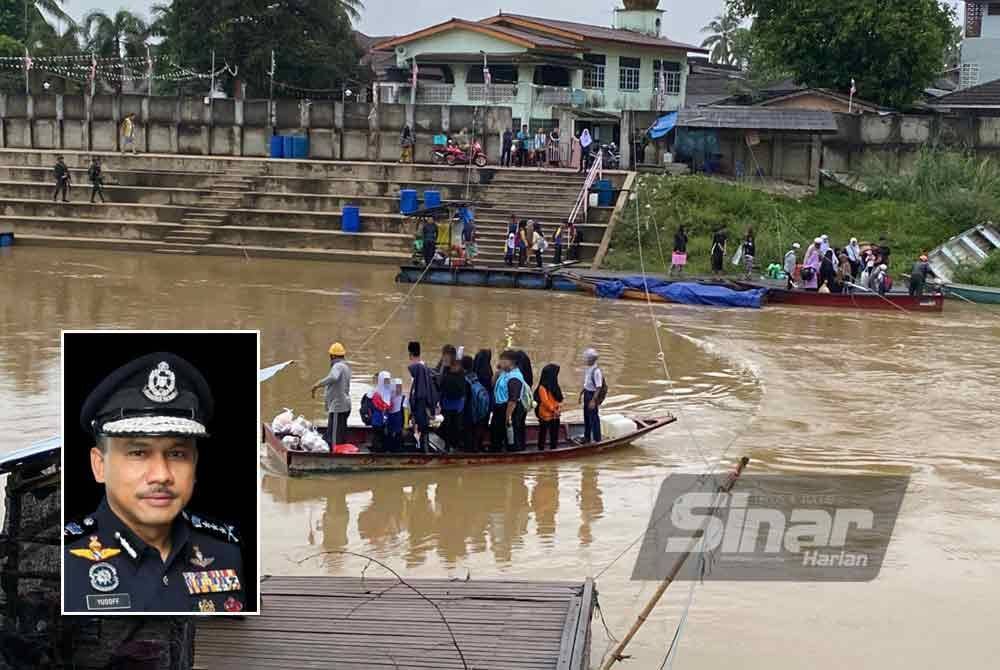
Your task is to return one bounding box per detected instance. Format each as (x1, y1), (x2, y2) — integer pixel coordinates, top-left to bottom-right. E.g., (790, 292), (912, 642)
(583, 54), (605, 89)
(961, 63), (981, 89)
(653, 60), (682, 95)
(619, 57), (640, 91)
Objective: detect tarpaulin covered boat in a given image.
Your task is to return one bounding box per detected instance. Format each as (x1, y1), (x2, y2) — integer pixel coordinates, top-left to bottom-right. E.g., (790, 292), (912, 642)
(569, 274), (767, 308)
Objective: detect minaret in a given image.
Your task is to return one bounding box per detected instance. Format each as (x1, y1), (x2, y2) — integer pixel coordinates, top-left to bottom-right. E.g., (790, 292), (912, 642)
(613, 0), (664, 37)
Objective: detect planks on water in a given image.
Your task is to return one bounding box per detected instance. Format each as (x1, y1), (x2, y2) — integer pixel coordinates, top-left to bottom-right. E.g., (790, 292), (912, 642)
(194, 576), (596, 670)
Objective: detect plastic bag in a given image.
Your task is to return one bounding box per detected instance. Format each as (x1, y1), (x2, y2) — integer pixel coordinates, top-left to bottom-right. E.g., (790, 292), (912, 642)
(289, 415), (313, 437)
(300, 431), (330, 453)
(731, 246), (744, 266)
(271, 408), (294, 434)
(333, 443), (359, 454)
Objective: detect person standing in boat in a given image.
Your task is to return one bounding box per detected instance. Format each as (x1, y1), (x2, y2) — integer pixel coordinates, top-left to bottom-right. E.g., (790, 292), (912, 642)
(552, 223), (565, 265)
(784, 243), (800, 289)
(909, 254), (933, 296)
(532, 222), (547, 269)
(407, 341), (438, 453)
(801, 238), (822, 291)
(819, 249), (837, 292)
(420, 218), (438, 266)
(711, 227), (728, 277)
(534, 364), (563, 451)
(491, 351), (528, 452)
(845, 238), (862, 279)
(670, 225), (688, 276)
(580, 348), (605, 444)
(311, 343), (352, 448)
(384, 378), (406, 453)
(567, 222), (581, 261)
(439, 355), (467, 452)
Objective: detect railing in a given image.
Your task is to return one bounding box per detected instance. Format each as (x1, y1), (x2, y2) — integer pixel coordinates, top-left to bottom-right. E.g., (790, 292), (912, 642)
(466, 84), (517, 103)
(416, 84), (454, 104)
(568, 151), (603, 226)
(537, 86), (572, 105)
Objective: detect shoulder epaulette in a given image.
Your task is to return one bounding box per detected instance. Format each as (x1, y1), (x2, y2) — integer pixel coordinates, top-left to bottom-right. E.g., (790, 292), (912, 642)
(183, 511), (240, 544)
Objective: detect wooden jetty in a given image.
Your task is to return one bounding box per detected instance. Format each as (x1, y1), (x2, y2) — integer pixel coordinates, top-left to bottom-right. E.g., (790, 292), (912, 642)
(194, 575), (596, 670)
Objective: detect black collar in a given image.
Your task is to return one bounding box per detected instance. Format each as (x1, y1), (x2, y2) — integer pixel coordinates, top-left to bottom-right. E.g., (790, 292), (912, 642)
(95, 497), (191, 567)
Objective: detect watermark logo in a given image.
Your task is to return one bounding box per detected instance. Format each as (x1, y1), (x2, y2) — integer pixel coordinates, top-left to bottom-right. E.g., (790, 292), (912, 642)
(632, 475), (908, 581)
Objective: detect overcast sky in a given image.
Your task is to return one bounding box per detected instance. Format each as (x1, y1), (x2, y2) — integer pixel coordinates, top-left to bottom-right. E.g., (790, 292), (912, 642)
(59, 0), (728, 47)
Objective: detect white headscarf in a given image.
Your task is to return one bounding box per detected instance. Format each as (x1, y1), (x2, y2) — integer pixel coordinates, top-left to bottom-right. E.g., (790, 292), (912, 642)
(846, 238), (861, 262)
(376, 371), (393, 405)
(580, 129), (593, 149)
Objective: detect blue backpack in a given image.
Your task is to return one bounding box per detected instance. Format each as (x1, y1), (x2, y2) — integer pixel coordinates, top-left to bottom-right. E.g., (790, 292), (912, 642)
(468, 379), (491, 423)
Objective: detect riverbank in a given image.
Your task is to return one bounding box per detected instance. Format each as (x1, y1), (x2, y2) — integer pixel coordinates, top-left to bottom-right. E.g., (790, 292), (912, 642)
(601, 173), (985, 278)
(954, 250), (1000, 287)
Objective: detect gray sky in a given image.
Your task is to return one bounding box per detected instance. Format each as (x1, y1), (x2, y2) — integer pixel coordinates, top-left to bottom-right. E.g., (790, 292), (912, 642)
(58, 0), (727, 48)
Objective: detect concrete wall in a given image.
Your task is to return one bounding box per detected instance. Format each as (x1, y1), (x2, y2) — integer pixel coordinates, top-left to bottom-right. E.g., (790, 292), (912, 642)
(0, 93), (511, 162)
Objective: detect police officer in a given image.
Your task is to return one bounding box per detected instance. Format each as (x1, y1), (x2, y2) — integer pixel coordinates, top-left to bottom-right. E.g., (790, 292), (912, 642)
(64, 352), (246, 614)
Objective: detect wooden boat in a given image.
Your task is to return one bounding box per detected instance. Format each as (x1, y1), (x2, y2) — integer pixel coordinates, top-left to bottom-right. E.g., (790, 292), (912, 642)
(567, 273), (672, 302)
(263, 415), (675, 476)
(740, 282), (944, 312)
(395, 264), (581, 291)
(926, 223), (1000, 283)
(942, 282), (1000, 305)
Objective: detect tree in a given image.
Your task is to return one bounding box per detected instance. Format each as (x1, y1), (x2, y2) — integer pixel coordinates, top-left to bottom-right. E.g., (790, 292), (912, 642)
(727, 0), (956, 108)
(700, 11), (742, 66)
(153, 0), (364, 98)
(82, 9), (150, 93)
(0, 0), (74, 43)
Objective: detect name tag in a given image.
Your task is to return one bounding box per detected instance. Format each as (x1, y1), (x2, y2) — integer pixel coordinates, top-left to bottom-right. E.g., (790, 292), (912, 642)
(86, 593), (132, 610)
(183, 569), (241, 594)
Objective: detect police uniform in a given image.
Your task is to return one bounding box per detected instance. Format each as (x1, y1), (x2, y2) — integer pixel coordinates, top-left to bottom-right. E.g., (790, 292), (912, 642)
(64, 352), (246, 614)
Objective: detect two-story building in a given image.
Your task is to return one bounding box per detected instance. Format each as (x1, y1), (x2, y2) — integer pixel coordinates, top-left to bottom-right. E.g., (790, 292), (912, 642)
(962, 2), (1000, 88)
(372, 2), (704, 164)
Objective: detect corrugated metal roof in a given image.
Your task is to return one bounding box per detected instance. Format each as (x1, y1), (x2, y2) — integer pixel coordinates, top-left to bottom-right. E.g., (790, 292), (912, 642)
(491, 14), (706, 52)
(931, 78), (1000, 107)
(677, 107), (838, 131)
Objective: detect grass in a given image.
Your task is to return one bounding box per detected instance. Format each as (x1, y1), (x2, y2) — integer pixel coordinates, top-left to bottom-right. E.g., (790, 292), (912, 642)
(603, 150), (1000, 284)
(953, 250), (1000, 287)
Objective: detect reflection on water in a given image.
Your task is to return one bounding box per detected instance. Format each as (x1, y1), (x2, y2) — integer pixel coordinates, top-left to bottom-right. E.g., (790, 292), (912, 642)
(3, 246), (1000, 668)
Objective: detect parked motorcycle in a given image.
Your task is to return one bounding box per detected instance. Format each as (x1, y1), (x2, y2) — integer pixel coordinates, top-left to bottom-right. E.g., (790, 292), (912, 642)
(601, 143), (621, 170)
(431, 140), (453, 165)
(444, 141), (489, 167)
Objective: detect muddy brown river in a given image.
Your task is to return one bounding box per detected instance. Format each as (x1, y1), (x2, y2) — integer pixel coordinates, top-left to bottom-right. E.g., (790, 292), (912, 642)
(2, 246), (998, 667)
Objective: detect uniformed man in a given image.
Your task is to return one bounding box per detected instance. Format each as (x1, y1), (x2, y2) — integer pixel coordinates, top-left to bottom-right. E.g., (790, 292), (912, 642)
(64, 352), (246, 614)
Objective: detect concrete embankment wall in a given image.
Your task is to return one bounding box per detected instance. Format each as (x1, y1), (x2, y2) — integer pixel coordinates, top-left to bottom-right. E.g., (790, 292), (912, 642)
(0, 93), (512, 164)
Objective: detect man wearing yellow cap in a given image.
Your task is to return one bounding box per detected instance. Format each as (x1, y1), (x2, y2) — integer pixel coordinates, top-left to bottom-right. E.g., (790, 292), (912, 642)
(311, 343), (352, 447)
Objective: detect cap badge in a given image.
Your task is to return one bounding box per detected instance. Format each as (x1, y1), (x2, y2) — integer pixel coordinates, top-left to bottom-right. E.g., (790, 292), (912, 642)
(143, 361), (178, 403)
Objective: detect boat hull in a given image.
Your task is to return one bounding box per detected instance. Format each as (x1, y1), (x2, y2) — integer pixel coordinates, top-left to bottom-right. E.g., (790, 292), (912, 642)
(943, 283), (1000, 305)
(264, 416), (675, 476)
(396, 265), (580, 292)
(742, 284), (944, 312)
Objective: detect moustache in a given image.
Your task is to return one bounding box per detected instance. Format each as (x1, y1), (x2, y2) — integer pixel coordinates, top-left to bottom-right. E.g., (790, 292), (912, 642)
(139, 489), (178, 499)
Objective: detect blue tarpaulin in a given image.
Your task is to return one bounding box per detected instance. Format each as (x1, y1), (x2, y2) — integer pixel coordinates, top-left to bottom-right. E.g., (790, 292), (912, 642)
(594, 278), (766, 309)
(648, 112), (678, 140)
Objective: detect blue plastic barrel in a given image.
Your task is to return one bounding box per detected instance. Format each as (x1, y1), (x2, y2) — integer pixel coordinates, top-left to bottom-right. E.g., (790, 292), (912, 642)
(399, 189), (419, 214)
(596, 179), (614, 207)
(291, 136), (309, 158)
(269, 135), (284, 158)
(0, 232), (14, 247)
(342, 206), (360, 233)
(424, 190), (441, 209)
(282, 135), (295, 160)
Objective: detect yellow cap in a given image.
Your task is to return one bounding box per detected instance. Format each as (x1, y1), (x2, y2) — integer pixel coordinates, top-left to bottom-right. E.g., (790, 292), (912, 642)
(328, 342), (346, 357)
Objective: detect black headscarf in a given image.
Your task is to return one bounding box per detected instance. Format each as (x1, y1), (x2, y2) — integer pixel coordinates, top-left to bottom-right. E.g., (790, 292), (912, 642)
(473, 349), (492, 389)
(514, 350), (533, 387)
(534, 364), (563, 403)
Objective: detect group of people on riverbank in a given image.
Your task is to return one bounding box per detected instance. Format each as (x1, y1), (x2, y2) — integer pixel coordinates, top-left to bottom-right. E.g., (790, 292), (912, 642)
(505, 217), (582, 268)
(312, 341), (608, 455)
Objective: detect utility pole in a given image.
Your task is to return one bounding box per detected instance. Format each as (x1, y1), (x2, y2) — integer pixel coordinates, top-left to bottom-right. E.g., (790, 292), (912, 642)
(269, 49), (276, 129)
(210, 49), (216, 98)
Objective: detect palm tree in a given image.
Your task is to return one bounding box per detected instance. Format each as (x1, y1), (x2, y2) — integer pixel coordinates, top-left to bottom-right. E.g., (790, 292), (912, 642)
(700, 12), (742, 66)
(83, 10), (150, 92)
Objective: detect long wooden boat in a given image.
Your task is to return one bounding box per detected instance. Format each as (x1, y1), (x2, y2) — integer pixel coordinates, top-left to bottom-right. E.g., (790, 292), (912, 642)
(942, 282), (1000, 305)
(567, 273), (672, 302)
(264, 415), (675, 476)
(395, 264), (581, 291)
(740, 282), (944, 312)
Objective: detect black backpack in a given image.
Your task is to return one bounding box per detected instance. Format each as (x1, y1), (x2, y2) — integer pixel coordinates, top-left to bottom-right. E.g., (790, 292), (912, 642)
(360, 394), (373, 426)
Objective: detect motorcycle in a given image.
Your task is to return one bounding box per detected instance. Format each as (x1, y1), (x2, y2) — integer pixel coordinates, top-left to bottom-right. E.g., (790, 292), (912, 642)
(443, 140), (489, 168)
(431, 139), (454, 165)
(602, 143), (621, 170)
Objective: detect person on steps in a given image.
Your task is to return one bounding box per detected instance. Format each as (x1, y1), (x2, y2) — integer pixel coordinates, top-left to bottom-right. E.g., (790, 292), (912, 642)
(121, 113), (138, 154)
(53, 155), (71, 202)
(501, 127), (513, 168)
(534, 364), (563, 451)
(89, 157), (106, 203)
(399, 125), (414, 163)
(532, 222), (547, 269)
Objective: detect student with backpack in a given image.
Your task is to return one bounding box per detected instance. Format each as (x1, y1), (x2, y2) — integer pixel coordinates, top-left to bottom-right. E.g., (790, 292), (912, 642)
(579, 348), (606, 443)
(491, 350), (530, 452)
(462, 356), (491, 452)
(534, 364), (563, 451)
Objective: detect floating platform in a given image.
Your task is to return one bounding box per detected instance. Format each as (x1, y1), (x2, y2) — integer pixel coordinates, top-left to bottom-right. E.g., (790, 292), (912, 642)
(194, 575), (596, 670)
(396, 264), (581, 291)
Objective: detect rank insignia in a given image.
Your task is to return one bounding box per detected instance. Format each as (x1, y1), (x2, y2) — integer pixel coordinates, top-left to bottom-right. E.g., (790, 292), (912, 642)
(224, 597), (244, 612)
(182, 569), (241, 595)
(190, 545), (215, 568)
(198, 598), (216, 613)
(89, 562), (119, 593)
(71, 536), (122, 562)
